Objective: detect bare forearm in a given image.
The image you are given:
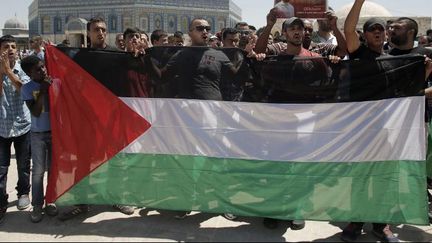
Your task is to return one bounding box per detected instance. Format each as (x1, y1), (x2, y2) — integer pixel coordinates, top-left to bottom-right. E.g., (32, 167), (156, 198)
(425, 87), (432, 99)
(333, 27), (348, 57)
(255, 25), (272, 54)
(344, 0), (364, 52)
(5, 70), (23, 90)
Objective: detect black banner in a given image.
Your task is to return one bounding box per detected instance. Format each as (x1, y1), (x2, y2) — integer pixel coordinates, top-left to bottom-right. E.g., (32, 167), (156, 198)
(56, 46), (426, 103)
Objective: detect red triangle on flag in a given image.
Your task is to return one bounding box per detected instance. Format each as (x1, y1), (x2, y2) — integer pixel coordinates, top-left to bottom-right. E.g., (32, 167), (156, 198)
(45, 46), (151, 203)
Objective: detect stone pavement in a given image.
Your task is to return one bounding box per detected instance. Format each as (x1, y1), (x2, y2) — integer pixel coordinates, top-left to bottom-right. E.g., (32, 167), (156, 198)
(1, 152), (432, 242)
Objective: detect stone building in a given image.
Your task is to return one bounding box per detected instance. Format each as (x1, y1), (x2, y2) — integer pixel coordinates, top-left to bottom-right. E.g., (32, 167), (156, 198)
(335, 2), (431, 36)
(28, 0), (242, 47)
(2, 16), (29, 51)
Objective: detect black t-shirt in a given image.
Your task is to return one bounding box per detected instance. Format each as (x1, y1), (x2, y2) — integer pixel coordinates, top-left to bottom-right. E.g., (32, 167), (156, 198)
(389, 46), (432, 57)
(100, 44), (121, 52)
(390, 46), (432, 122)
(349, 44), (384, 60)
(348, 44), (388, 101)
(165, 48), (233, 100)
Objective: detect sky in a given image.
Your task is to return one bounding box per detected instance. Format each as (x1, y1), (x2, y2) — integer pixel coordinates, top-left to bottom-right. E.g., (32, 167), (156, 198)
(1, 0), (431, 32)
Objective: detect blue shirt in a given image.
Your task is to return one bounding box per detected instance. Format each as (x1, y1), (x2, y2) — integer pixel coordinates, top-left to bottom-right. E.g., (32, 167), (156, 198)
(0, 62), (31, 138)
(21, 80), (51, 132)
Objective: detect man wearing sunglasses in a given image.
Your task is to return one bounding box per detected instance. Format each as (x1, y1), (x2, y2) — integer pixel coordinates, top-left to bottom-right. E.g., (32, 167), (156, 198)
(158, 18), (243, 100)
(149, 18), (244, 219)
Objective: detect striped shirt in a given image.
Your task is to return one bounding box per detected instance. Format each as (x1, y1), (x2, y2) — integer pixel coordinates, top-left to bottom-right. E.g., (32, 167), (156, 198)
(0, 62), (31, 138)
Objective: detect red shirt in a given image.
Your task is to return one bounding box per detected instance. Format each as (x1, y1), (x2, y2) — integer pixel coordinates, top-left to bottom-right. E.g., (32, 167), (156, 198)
(267, 43), (322, 57)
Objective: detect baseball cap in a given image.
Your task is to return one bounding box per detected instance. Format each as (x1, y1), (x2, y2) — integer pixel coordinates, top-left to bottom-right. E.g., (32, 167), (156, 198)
(363, 17), (386, 32)
(282, 17), (304, 31)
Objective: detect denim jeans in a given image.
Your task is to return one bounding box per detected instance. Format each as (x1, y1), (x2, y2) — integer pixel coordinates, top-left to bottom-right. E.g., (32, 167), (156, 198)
(0, 132), (31, 207)
(30, 132), (52, 207)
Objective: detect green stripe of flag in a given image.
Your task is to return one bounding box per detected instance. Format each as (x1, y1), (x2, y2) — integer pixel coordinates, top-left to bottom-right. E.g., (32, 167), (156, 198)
(56, 153), (428, 225)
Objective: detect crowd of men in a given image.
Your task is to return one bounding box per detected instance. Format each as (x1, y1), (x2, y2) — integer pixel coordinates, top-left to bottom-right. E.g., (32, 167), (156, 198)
(1, 0), (432, 241)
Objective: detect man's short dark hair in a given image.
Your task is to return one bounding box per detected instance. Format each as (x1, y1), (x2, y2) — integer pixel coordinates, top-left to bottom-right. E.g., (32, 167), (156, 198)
(222, 28), (239, 40)
(0, 35), (16, 46)
(174, 31), (184, 39)
(235, 22), (249, 29)
(31, 35), (43, 42)
(57, 39), (70, 47)
(249, 25), (257, 31)
(151, 29), (168, 44)
(427, 29), (432, 36)
(123, 27), (141, 39)
(87, 17), (106, 31)
(21, 55), (42, 75)
(396, 17), (418, 39)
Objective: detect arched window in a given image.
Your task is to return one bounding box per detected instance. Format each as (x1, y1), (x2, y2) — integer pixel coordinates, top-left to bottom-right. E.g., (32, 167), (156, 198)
(167, 15), (176, 33)
(217, 17), (226, 32)
(139, 15), (149, 32)
(65, 15), (73, 25)
(54, 16), (62, 33)
(154, 14), (163, 30)
(41, 16), (51, 34)
(180, 16), (189, 33)
(122, 15), (132, 31)
(109, 14), (117, 31)
(206, 17), (214, 33)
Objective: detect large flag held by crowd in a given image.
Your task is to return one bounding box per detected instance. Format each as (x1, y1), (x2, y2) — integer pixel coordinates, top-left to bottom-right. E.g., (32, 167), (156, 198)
(45, 45), (428, 225)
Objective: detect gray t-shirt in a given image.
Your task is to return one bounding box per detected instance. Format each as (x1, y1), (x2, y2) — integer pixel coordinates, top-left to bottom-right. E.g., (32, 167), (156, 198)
(165, 48), (233, 100)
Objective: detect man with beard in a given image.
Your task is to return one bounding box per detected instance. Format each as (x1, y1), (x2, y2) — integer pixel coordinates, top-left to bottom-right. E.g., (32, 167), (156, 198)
(388, 18), (432, 58)
(341, 0), (400, 242)
(387, 18), (432, 100)
(387, 17), (432, 226)
(255, 9), (346, 58)
(256, 11), (320, 57)
(255, 16), (325, 231)
(311, 8), (338, 45)
(303, 12), (347, 58)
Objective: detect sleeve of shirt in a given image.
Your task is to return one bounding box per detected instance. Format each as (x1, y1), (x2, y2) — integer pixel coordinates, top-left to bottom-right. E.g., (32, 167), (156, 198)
(312, 43), (337, 57)
(21, 83), (34, 102)
(18, 69), (31, 84)
(220, 52), (234, 69)
(348, 44), (365, 60)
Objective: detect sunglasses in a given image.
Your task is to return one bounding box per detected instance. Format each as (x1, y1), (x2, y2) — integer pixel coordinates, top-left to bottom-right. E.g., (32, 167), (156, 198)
(194, 26), (211, 32)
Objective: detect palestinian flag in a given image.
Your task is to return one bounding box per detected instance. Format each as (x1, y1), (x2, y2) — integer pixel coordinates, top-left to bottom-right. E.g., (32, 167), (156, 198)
(45, 45), (429, 225)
